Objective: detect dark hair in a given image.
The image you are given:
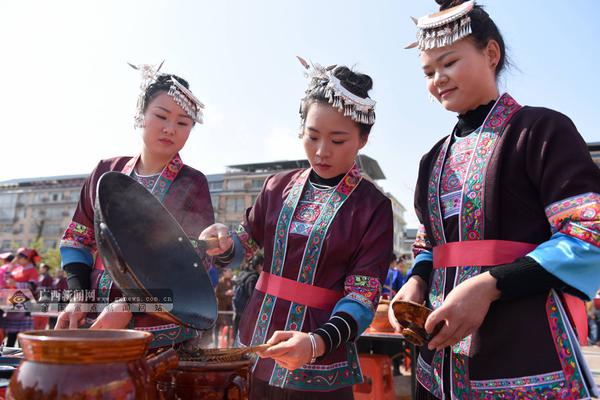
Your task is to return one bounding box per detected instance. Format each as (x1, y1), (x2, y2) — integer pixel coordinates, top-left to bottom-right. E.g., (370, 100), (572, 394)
(436, 0), (507, 77)
(143, 73), (192, 113)
(301, 66), (375, 139)
(4, 255), (14, 263)
(251, 254), (264, 270)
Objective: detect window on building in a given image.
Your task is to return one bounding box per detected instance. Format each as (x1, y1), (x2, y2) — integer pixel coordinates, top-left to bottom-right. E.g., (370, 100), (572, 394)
(226, 179), (244, 191)
(225, 197), (246, 213)
(251, 179), (264, 189)
(209, 181), (223, 191)
(1, 240), (11, 250)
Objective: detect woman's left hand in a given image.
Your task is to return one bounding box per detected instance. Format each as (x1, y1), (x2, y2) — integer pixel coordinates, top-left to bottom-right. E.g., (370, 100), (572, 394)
(90, 301), (133, 330)
(258, 331), (323, 371)
(425, 272), (501, 351)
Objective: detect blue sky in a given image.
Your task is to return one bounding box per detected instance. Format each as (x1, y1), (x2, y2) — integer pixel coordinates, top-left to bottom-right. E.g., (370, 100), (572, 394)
(1, 0), (598, 227)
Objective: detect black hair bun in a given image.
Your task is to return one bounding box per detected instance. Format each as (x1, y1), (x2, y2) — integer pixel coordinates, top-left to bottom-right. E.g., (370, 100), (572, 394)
(436, 0), (466, 11)
(154, 73), (190, 89)
(332, 66), (373, 99)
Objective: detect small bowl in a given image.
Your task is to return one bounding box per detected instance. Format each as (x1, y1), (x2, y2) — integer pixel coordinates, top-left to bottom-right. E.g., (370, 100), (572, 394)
(392, 301), (442, 346)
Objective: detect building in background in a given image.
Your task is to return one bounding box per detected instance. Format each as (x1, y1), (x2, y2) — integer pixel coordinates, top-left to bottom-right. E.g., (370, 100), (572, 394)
(589, 142), (600, 169)
(0, 155), (407, 256)
(0, 175), (86, 251)
(211, 155), (407, 256)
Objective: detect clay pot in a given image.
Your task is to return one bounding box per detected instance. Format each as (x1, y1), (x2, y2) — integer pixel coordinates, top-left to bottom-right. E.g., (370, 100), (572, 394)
(156, 359), (251, 400)
(7, 329), (178, 400)
(369, 299), (394, 332)
(391, 301), (442, 346)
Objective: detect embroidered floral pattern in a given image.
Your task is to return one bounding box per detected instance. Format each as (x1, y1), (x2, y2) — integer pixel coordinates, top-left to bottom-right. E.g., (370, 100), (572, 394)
(422, 94), (524, 399)
(428, 135), (452, 245)
(546, 291), (589, 399)
(471, 370), (564, 390)
(266, 166), (362, 389)
(60, 221), (96, 252)
(235, 225), (260, 263)
(440, 134), (479, 219)
(545, 192), (600, 247)
(289, 185), (333, 236)
(416, 354), (434, 393)
(283, 344), (362, 391)
(452, 354), (471, 399)
(345, 275), (381, 303)
(144, 323), (198, 349)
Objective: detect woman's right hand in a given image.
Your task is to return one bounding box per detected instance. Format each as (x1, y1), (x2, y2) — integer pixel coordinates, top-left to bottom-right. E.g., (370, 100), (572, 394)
(388, 276), (428, 333)
(199, 223), (233, 256)
(54, 303), (88, 329)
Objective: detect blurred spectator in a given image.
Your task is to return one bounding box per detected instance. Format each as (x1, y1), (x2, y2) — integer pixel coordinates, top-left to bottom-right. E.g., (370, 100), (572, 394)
(215, 268), (234, 346)
(52, 269), (68, 292)
(38, 263), (53, 290)
(233, 254), (263, 339)
(382, 257), (405, 299)
(0, 253), (15, 289)
(1, 248), (40, 347)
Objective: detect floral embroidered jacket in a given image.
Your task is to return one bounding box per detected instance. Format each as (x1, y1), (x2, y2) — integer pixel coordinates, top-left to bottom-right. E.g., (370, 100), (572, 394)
(413, 94), (600, 399)
(232, 165), (393, 391)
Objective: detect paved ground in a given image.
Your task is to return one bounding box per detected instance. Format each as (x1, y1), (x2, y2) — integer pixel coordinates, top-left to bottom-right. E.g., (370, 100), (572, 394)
(582, 345), (600, 386)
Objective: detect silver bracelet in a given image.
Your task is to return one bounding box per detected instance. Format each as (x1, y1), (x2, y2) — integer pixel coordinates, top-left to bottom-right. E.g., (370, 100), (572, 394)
(308, 333), (317, 364)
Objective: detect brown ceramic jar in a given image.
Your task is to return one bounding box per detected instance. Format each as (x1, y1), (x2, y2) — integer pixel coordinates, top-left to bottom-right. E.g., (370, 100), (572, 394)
(7, 329), (178, 400)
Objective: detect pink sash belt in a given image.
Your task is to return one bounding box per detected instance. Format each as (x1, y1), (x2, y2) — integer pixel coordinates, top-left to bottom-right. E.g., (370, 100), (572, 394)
(432, 240), (588, 345)
(255, 272), (343, 311)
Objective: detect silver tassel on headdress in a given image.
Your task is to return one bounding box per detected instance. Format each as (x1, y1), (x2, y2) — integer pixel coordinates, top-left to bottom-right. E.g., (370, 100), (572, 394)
(298, 56), (376, 126)
(129, 60), (205, 128)
(406, 0), (475, 50)
(129, 61), (164, 129)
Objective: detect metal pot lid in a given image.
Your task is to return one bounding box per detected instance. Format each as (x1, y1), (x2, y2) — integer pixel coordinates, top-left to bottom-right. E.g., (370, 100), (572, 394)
(94, 172), (217, 330)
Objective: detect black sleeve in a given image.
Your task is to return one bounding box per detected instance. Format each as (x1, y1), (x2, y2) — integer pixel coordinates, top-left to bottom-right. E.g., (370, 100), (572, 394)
(408, 260), (433, 284)
(489, 257), (587, 300)
(313, 312), (358, 356)
(63, 262), (93, 291)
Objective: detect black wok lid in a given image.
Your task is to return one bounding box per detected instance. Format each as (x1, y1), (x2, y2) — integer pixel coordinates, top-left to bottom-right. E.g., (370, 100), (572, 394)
(94, 171), (217, 330)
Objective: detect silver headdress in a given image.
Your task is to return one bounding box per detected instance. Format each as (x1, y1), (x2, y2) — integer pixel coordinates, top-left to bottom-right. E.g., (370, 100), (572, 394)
(406, 1), (474, 50)
(129, 61), (205, 128)
(298, 56), (376, 125)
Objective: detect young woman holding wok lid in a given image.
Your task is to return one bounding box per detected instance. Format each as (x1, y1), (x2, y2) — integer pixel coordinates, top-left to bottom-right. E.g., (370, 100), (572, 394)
(200, 59), (393, 399)
(55, 63), (215, 349)
(388, 1), (600, 399)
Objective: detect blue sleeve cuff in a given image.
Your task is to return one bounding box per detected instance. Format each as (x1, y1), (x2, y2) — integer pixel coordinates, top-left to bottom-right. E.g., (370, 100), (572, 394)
(228, 233), (246, 270)
(60, 246), (93, 268)
(332, 295), (375, 335)
(414, 251), (433, 265)
(528, 233), (600, 299)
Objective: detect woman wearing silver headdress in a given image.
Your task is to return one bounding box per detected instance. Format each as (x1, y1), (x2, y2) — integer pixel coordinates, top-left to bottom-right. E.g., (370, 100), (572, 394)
(200, 60), (392, 399)
(55, 64), (215, 349)
(390, 1), (600, 399)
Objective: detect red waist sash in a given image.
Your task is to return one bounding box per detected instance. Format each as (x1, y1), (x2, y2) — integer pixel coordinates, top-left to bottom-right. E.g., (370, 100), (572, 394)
(255, 272), (343, 311)
(433, 240), (537, 268)
(432, 239), (588, 346)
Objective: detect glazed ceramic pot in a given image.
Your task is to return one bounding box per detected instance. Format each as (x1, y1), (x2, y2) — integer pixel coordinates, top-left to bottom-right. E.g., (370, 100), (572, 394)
(392, 301), (442, 346)
(369, 299), (394, 332)
(156, 358), (251, 400)
(7, 329), (178, 400)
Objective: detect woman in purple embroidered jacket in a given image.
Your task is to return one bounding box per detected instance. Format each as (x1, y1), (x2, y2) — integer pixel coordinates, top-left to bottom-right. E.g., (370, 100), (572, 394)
(200, 60), (393, 399)
(55, 64), (215, 349)
(388, 1), (600, 399)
